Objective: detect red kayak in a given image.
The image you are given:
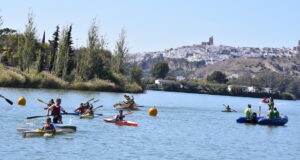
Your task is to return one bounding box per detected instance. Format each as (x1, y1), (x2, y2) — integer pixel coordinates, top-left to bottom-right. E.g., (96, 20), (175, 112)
(116, 107), (140, 111)
(103, 118), (138, 127)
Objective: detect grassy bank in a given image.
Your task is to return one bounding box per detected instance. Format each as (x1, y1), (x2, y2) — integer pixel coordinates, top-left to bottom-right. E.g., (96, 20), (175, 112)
(0, 65), (144, 93)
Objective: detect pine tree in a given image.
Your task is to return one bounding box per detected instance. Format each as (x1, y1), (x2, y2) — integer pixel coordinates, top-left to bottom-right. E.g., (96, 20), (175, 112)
(49, 26), (59, 72)
(66, 25), (75, 75)
(37, 31), (46, 73)
(113, 29), (128, 75)
(42, 31), (45, 44)
(22, 12), (36, 72)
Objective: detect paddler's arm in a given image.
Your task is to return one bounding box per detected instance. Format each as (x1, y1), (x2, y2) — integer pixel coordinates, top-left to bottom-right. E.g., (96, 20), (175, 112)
(47, 105), (53, 116)
(61, 106), (68, 114)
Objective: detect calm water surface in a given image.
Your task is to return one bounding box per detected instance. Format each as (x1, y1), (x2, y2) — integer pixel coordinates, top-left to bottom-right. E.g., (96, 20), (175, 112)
(0, 87), (299, 160)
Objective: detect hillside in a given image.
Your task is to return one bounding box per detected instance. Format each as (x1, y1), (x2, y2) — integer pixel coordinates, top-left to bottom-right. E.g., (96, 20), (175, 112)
(129, 39), (300, 79)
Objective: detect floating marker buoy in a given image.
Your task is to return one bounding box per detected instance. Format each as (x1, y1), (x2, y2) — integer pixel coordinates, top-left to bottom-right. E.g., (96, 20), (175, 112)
(148, 107), (158, 116)
(18, 96), (26, 106)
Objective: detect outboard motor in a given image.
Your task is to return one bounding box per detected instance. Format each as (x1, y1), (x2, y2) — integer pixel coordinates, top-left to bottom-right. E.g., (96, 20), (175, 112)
(251, 112), (257, 122)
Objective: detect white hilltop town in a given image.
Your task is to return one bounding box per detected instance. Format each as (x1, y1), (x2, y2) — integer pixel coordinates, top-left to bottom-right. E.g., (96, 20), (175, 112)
(129, 37), (300, 65)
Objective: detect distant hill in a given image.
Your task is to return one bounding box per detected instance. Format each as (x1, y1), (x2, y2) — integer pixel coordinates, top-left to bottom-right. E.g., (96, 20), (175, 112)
(129, 40), (300, 79)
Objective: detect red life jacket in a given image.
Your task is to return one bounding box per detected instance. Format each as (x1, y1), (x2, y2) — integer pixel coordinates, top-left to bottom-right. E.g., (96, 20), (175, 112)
(51, 105), (61, 115)
(79, 107), (85, 113)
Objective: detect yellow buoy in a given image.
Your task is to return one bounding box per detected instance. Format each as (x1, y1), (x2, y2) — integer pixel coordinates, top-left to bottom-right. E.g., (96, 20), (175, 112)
(148, 107), (158, 116)
(18, 97), (26, 106)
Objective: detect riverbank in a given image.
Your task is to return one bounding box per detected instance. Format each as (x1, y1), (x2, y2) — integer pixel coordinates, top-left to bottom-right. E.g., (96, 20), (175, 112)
(147, 83), (297, 100)
(0, 65), (144, 93)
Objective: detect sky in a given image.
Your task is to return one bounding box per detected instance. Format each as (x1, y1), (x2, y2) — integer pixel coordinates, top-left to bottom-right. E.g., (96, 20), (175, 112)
(1, 0), (300, 53)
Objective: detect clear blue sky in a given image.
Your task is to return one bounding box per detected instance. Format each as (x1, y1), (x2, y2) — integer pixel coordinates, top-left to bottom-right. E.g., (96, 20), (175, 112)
(1, 0), (300, 53)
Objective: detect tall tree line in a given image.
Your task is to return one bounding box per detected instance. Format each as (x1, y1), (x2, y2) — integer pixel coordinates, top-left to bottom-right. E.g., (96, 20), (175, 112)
(0, 13), (143, 86)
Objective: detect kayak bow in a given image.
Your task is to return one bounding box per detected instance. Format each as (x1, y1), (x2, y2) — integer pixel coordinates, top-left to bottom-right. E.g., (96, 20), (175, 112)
(103, 118), (138, 127)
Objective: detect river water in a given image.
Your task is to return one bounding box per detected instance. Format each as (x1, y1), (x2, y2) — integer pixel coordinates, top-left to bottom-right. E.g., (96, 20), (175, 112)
(0, 87), (299, 160)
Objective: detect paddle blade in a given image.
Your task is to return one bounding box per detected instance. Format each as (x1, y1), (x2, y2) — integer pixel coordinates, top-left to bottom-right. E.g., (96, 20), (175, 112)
(86, 98), (95, 103)
(4, 98), (13, 105)
(26, 115), (48, 119)
(113, 103), (119, 107)
(125, 112), (134, 116)
(37, 99), (47, 104)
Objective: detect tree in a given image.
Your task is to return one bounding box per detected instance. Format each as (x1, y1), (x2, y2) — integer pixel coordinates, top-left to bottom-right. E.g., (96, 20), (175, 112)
(54, 26), (69, 78)
(49, 25), (59, 72)
(21, 12), (36, 72)
(151, 61), (169, 79)
(37, 31), (47, 73)
(206, 71), (228, 84)
(76, 19), (110, 81)
(66, 25), (75, 75)
(130, 62), (142, 84)
(113, 29), (128, 75)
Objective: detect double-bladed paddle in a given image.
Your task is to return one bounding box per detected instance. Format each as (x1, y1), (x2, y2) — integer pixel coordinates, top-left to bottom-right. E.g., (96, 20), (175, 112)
(27, 105), (103, 119)
(0, 94), (13, 105)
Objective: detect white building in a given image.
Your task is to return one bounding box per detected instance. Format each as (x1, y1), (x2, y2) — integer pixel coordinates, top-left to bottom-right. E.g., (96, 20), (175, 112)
(154, 79), (173, 85)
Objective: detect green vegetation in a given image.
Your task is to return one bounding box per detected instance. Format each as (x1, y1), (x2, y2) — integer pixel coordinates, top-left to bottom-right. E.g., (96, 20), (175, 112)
(229, 71), (300, 99)
(0, 14), (143, 93)
(206, 71), (228, 84)
(151, 61), (169, 79)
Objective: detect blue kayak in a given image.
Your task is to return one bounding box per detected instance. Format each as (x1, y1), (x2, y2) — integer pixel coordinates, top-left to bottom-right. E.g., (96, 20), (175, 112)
(257, 116), (288, 126)
(236, 116), (288, 126)
(236, 116), (263, 124)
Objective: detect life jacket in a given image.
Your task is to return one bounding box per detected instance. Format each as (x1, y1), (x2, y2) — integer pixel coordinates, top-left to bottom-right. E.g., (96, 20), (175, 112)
(78, 107), (85, 113)
(51, 105), (61, 115)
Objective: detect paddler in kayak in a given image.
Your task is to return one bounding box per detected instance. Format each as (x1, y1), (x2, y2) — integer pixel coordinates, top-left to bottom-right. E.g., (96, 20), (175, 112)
(123, 95), (135, 109)
(273, 107), (280, 118)
(83, 104), (94, 116)
(42, 117), (56, 132)
(268, 97), (274, 109)
(225, 105), (231, 111)
(74, 103), (85, 113)
(267, 106), (275, 119)
(44, 99), (55, 110)
(244, 104), (252, 119)
(47, 98), (68, 124)
(115, 110), (125, 121)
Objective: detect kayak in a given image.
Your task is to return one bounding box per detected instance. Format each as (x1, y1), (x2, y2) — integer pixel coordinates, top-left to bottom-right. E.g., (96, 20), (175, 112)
(236, 116), (263, 124)
(222, 110), (237, 112)
(65, 112), (83, 115)
(22, 129), (55, 137)
(116, 107), (140, 111)
(80, 113), (94, 119)
(54, 124), (77, 132)
(257, 116), (288, 126)
(103, 118), (138, 127)
(236, 116), (288, 126)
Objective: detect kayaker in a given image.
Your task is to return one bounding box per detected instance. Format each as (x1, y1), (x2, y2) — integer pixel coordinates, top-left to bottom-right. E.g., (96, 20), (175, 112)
(273, 107), (280, 118)
(115, 110), (125, 121)
(267, 106), (275, 119)
(42, 117), (56, 132)
(84, 106), (94, 116)
(84, 102), (91, 109)
(244, 104), (252, 119)
(123, 95), (131, 104)
(268, 97), (274, 109)
(225, 105), (231, 111)
(44, 99), (55, 110)
(48, 99), (55, 106)
(47, 98), (68, 124)
(74, 103), (85, 113)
